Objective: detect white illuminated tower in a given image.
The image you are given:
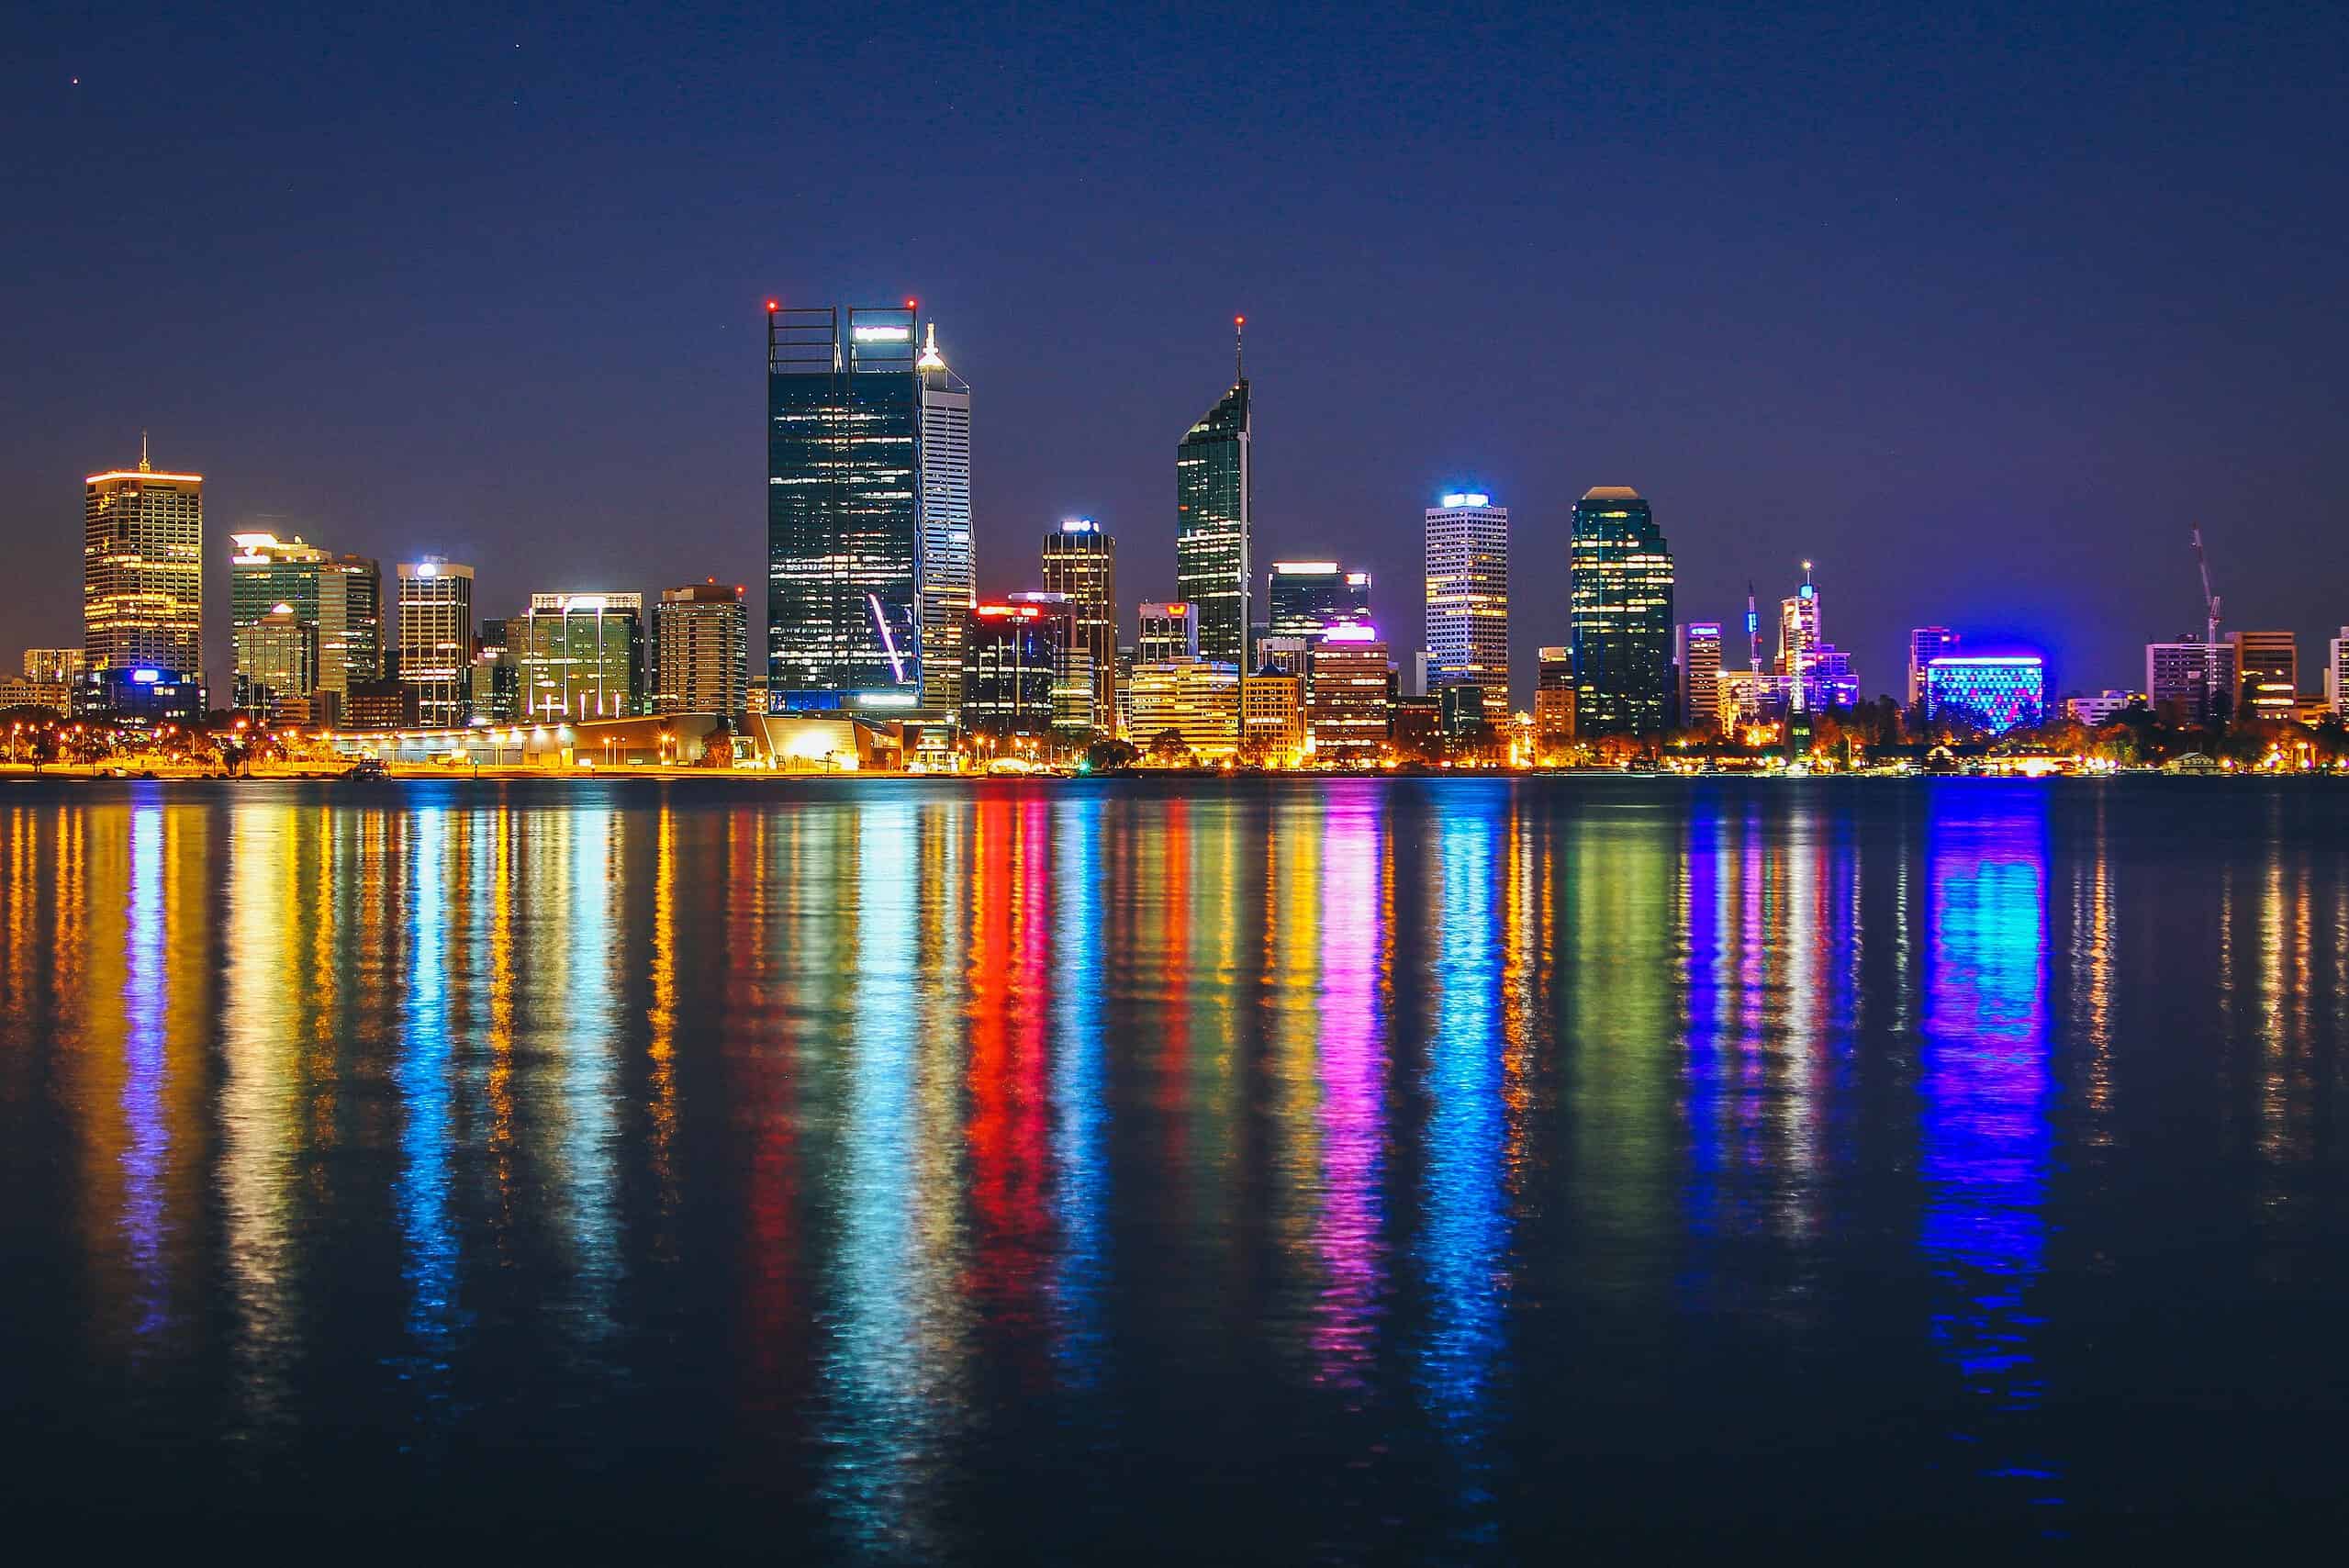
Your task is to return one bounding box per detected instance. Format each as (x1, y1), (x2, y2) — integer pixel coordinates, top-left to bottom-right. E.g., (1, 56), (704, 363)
(917, 322), (974, 710)
(1423, 490), (1509, 703)
(397, 556), (475, 728)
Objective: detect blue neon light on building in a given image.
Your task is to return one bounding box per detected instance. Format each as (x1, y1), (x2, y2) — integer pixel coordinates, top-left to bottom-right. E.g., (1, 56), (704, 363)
(1926, 655), (2044, 734)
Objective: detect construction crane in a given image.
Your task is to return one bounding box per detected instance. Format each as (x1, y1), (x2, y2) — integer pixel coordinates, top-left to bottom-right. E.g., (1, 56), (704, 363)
(2191, 526), (2221, 647)
(2191, 525), (2228, 721)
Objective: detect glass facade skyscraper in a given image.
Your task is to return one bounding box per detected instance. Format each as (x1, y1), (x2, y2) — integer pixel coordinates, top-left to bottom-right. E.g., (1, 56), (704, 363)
(916, 323), (974, 711)
(229, 530), (380, 704)
(518, 591), (647, 720)
(1042, 519), (1117, 733)
(1267, 562), (1371, 644)
(1568, 487), (1674, 737)
(1176, 351), (1251, 668)
(767, 304), (924, 708)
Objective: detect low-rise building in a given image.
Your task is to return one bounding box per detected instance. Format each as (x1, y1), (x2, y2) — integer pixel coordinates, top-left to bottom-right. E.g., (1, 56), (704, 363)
(1128, 658), (1241, 759)
(1240, 670), (1306, 764)
(1307, 622), (1390, 766)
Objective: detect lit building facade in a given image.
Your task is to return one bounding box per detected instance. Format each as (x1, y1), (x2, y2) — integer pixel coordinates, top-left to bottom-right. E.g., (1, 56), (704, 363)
(471, 618), (519, 724)
(1424, 492), (1508, 704)
(1241, 670), (1307, 764)
(1534, 645), (1575, 758)
(1268, 561), (1371, 644)
(518, 593), (647, 720)
(1042, 519), (1117, 733)
(1926, 655), (2045, 734)
(767, 303), (925, 709)
(229, 531), (381, 705)
(1136, 600), (1198, 665)
(2066, 690), (2136, 726)
(1907, 626), (1959, 710)
(85, 451), (203, 676)
(916, 322), (974, 711)
(654, 581), (749, 717)
(1128, 658), (1241, 757)
(961, 599), (1067, 741)
(232, 605), (317, 718)
(1675, 622), (1722, 731)
(2228, 629), (2298, 722)
(2146, 637), (2237, 723)
(1175, 344), (1251, 667)
(22, 649), (84, 686)
(397, 557), (475, 729)
(1568, 487), (1674, 737)
(1306, 622), (1390, 765)
(71, 666), (203, 730)
(2328, 629), (2349, 716)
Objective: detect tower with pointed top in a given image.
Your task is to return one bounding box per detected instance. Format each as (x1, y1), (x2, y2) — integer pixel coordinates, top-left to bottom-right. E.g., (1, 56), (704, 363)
(1176, 318), (1253, 668)
(916, 321), (975, 711)
(85, 442), (204, 677)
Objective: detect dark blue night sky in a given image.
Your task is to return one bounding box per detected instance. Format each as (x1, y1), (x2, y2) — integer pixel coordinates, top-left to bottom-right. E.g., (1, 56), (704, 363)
(6, 1), (2344, 700)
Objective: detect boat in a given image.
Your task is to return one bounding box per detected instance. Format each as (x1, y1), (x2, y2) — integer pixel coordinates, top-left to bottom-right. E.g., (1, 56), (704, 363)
(343, 759), (390, 781)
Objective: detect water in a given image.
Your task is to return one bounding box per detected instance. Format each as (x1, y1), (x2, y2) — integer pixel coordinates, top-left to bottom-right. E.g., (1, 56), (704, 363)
(3, 775), (2346, 1554)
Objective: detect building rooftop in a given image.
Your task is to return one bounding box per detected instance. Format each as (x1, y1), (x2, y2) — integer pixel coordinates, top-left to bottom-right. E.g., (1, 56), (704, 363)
(1582, 486), (1643, 501)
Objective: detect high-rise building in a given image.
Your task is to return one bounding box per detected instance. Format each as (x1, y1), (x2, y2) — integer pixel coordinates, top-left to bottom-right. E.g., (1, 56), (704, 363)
(84, 444), (202, 676)
(2328, 629), (2349, 716)
(2146, 636), (2237, 723)
(471, 618), (520, 724)
(1777, 563), (1821, 678)
(1675, 622), (1722, 731)
(916, 322), (974, 711)
(1175, 323), (1252, 667)
(397, 557), (475, 728)
(961, 599), (1067, 741)
(232, 605), (317, 719)
(229, 532), (381, 707)
(2227, 630), (2298, 722)
(1908, 627), (1960, 711)
(1306, 621), (1390, 765)
(22, 649), (84, 686)
(1534, 645), (1575, 758)
(1267, 562), (1372, 644)
(1568, 487), (1674, 737)
(1424, 491), (1509, 705)
(1926, 655), (2045, 734)
(1136, 600), (1199, 665)
(518, 592), (648, 721)
(654, 580), (749, 718)
(766, 303), (925, 709)
(1128, 658), (1242, 758)
(1042, 519), (1117, 733)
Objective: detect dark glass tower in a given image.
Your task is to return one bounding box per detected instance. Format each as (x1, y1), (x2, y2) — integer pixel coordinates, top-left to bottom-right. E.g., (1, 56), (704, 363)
(767, 304), (923, 707)
(1175, 327), (1252, 668)
(1569, 487), (1675, 737)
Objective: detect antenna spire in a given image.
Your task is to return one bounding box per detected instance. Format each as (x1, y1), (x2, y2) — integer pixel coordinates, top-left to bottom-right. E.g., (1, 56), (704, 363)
(1234, 314), (1246, 381)
(139, 431), (151, 473)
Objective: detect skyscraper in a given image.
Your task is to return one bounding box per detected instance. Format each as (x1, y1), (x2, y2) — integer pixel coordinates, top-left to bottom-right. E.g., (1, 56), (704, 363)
(1042, 519), (1117, 733)
(397, 556), (474, 728)
(1175, 320), (1252, 668)
(229, 531), (381, 704)
(84, 442), (202, 676)
(1777, 563), (1821, 680)
(233, 605), (316, 718)
(916, 322), (974, 711)
(1424, 490), (1509, 705)
(2147, 636), (2236, 723)
(1907, 626), (1960, 711)
(655, 580), (749, 718)
(1267, 562), (1371, 644)
(767, 303), (924, 708)
(518, 592), (647, 720)
(1535, 645), (1575, 757)
(1305, 621), (1390, 765)
(2328, 629), (2349, 717)
(1675, 622), (1722, 730)
(1568, 487), (1674, 737)
(961, 599), (1067, 742)
(1136, 600), (1199, 665)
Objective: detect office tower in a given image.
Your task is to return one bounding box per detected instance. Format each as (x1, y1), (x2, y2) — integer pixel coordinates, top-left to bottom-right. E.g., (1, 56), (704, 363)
(1424, 491), (1509, 704)
(1777, 562), (1821, 676)
(1268, 561), (1372, 644)
(766, 303), (925, 708)
(325, 554), (383, 689)
(1175, 321), (1252, 667)
(1675, 622), (1722, 731)
(2329, 630), (2349, 715)
(1136, 600), (1199, 664)
(397, 557), (475, 728)
(2227, 630), (2297, 722)
(1534, 645), (1575, 757)
(471, 618), (520, 724)
(654, 580), (749, 717)
(2146, 636), (2238, 723)
(1567, 487), (1674, 737)
(1926, 655), (2045, 734)
(2066, 691), (2135, 726)
(1043, 519), (1117, 731)
(518, 592), (647, 720)
(233, 605), (317, 718)
(916, 322), (975, 710)
(961, 599), (1068, 739)
(84, 442), (202, 675)
(1907, 627), (1960, 710)
(229, 532), (383, 701)
(22, 649), (84, 686)
(1255, 635), (1311, 679)
(1241, 670), (1307, 764)
(1127, 658), (1242, 757)
(1306, 621), (1390, 764)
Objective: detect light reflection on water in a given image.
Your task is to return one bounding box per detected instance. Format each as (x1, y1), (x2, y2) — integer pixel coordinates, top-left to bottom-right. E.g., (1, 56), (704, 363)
(4, 776), (2349, 1553)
